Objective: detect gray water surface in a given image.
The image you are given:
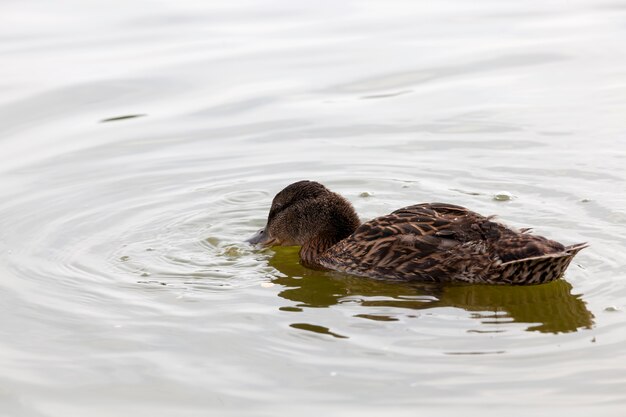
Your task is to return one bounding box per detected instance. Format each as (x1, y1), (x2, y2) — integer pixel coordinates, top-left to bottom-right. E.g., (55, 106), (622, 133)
(1, 1), (626, 416)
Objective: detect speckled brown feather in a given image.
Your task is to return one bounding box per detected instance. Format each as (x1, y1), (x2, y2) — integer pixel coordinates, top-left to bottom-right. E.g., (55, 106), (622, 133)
(318, 203), (586, 284)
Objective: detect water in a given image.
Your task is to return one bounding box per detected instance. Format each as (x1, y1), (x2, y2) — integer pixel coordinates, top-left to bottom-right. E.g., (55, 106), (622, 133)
(1, 1), (626, 416)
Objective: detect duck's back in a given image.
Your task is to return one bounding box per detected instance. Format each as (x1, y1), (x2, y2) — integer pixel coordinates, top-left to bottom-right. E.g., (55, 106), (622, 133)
(319, 203), (585, 284)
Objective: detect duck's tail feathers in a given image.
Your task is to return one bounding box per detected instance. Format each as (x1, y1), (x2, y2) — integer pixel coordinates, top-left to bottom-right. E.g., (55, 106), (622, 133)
(564, 242), (590, 255)
(499, 242), (588, 285)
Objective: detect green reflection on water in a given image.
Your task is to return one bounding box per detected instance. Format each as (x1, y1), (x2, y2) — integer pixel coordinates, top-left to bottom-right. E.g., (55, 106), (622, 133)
(268, 247), (594, 334)
(289, 323), (348, 339)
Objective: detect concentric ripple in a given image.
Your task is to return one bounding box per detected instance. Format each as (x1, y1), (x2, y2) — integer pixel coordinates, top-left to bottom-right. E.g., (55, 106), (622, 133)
(2, 0), (626, 415)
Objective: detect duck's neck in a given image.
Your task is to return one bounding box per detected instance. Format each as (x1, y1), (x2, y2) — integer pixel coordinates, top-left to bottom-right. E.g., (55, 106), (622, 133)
(298, 235), (333, 269)
(298, 198), (361, 270)
(299, 226), (358, 270)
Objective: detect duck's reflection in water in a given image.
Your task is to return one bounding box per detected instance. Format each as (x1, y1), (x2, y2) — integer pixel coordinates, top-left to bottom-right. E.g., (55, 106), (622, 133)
(268, 247), (594, 334)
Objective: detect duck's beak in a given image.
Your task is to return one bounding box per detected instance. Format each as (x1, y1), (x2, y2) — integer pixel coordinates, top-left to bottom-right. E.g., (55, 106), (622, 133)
(246, 228), (275, 247)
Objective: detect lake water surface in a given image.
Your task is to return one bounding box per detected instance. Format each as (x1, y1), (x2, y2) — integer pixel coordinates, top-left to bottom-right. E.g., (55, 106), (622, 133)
(1, 1), (626, 416)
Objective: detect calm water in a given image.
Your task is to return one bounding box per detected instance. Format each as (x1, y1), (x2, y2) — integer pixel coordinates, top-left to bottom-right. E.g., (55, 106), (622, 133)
(1, 1), (626, 416)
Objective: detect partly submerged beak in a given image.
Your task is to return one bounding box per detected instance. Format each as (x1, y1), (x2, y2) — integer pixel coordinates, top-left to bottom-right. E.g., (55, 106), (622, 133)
(246, 228), (275, 247)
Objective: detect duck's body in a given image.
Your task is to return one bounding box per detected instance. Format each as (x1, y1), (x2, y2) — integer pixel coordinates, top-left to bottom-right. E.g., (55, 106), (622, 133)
(247, 181), (586, 285)
(319, 202), (586, 284)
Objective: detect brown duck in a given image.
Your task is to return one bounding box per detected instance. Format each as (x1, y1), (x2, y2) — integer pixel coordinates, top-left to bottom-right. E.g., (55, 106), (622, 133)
(247, 181), (587, 285)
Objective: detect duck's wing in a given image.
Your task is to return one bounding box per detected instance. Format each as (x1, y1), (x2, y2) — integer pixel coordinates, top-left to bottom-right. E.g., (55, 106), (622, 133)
(319, 203), (496, 281)
(373, 202), (576, 265)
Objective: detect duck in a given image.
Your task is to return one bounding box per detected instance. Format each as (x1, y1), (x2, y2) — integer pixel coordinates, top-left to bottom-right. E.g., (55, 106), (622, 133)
(246, 180), (587, 285)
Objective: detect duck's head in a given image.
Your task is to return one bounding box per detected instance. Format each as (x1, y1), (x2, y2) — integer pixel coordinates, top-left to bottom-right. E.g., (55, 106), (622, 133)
(246, 181), (361, 267)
